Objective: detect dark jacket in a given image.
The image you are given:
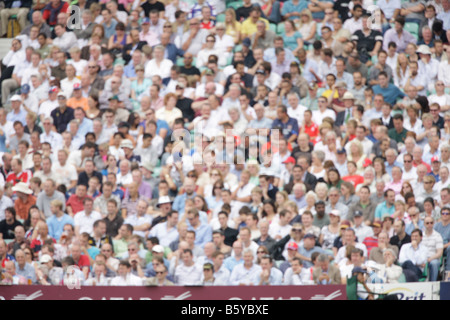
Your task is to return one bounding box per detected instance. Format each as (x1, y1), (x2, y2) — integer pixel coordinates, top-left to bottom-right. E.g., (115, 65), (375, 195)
(254, 235), (277, 255)
(164, 43), (184, 64)
(4, 0), (32, 8)
(272, 234), (291, 261)
(122, 41), (148, 64)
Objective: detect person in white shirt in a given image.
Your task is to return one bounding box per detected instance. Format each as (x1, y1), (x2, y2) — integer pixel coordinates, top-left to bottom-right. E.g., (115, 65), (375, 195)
(197, 34), (226, 68)
(229, 249), (262, 285)
(335, 228), (368, 264)
(50, 24), (77, 53)
(398, 228), (430, 282)
(124, 200), (154, 239)
(148, 210), (180, 247)
(145, 45), (173, 79)
(110, 261), (143, 286)
(287, 92), (307, 127)
(269, 209), (293, 241)
(353, 211), (374, 242)
(74, 198), (102, 237)
(283, 257), (312, 285)
(421, 216), (444, 281)
(428, 80), (450, 109)
(174, 248), (203, 285)
(313, 96), (336, 124)
(342, 4), (364, 34)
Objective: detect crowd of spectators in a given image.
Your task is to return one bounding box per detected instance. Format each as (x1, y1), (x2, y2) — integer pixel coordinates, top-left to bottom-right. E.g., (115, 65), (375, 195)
(0, 0), (449, 287)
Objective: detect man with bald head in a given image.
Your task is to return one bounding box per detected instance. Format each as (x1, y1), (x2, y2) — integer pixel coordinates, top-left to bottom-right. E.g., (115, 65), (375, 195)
(21, 10), (52, 37)
(180, 52), (201, 77)
(14, 249), (37, 283)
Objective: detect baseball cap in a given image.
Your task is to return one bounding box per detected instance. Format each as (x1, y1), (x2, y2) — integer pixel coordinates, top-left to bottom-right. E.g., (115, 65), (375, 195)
(283, 156), (295, 164)
(372, 220), (382, 228)
(73, 83), (81, 90)
(21, 84), (30, 94)
(205, 68), (215, 76)
(57, 91), (68, 99)
(176, 82), (186, 89)
(354, 211), (363, 217)
(337, 148), (347, 154)
(287, 241), (299, 250)
(431, 156), (440, 162)
(118, 121), (130, 129)
(242, 37), (251, 47)
(340, 220), (351, 229)
(203, 262), (214, 271)
(140, 162), (154, 172)
(10, 94), (22, 102)
(120, 139), (133, 149)
(308, 81), (318, 90)
(108, 95), (120, 102)
(352, 266), (367, 274)
(49, 86), (59, 93)
(142, 17), (150, 24)
(152, 245), (164, 253)
(330, 210), (340, 217)
(40, 254), (53, 264)
(303, 233), (316, 240)
(335, 82), (347, 89)
(255, 69), (265, 75)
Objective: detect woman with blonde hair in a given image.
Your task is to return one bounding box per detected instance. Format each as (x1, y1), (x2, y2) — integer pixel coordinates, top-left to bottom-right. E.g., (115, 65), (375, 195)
(275, 190), (289, 208)
(247, 159), (260, 186)
(347, 139), (367, 175)
(297, 9), (316, 44)
(225, 8), (241, 44)
(393, 53), (409, 88)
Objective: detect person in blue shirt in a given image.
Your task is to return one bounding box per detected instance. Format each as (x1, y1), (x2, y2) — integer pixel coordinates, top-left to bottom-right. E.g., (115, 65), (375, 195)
(297, 233), (324, 268)
(272, 105), (299, 144)
(372, 71), (405, 105)
(172, 178), (197, 214)
(374, 189), (396, 220)
(47, 199), (75, 241)
(186, 208), (212, 249)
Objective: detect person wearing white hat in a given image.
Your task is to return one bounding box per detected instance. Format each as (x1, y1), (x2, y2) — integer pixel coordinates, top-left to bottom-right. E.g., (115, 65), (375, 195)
(335, 91), (355, 127)
(417, 44), (440, 92)
(120, 139), (141, 164)
(6, 95), (27, 126)
(11, 181), (36, 220)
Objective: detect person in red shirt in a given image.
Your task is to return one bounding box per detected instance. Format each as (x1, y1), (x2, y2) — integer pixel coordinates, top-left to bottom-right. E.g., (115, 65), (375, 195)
(42, 0), (69, 27)
(362, 220), (383, 256)
(70, 243), (90, 279)
(302, 110), (319, 141)
(200, 6), (215, 30)
(66, 184), (91, 217)
(6, 158), (31, 186)
(343, 161), (364, 188)
(30, 221), (56, 254)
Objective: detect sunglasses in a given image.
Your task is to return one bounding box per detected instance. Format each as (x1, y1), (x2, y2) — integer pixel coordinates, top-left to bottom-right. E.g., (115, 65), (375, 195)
(257, 251), (266, 254)
(155, 271), (165, 275)
(425, 222), (434, 225)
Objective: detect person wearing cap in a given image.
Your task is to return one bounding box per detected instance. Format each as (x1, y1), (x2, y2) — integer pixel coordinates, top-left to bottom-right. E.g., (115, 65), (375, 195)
(6, 95), (27, 126)
(353, 209), (375, 241)
(67, 84), (89, 111)
(297, 233), (325, 269)
(416, 45), (439, 91)
(334, 91), (355, 128)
